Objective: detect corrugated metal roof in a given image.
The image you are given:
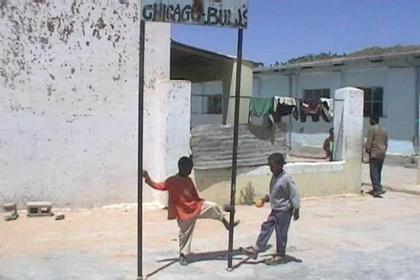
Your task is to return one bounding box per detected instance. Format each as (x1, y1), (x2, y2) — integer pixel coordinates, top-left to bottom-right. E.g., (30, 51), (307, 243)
(171, 40), (261, 67)
(191, 123), (289, 170)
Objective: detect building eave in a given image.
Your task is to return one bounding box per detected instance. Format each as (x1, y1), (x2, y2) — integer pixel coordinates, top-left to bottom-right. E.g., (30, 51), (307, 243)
(254, 50), (420, 74)
(171, 39), (261, 67)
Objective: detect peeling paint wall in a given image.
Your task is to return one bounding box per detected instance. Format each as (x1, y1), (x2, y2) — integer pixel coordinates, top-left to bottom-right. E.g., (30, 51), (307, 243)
(0, 1), (174, 206)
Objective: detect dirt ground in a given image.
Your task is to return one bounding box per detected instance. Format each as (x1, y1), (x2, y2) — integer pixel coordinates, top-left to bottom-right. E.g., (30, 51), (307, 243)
(361, 163), (417, 189)
(290, 154), (419, 190)
(1, 189), (420, 279)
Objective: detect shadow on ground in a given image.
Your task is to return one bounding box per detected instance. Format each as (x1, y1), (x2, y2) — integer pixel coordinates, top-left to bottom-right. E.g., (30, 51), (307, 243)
(147, 248), (302, 278)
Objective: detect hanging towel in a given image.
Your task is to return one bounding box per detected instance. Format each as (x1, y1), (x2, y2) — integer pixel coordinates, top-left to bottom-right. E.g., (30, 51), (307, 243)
(249, 97), (275, 118)
(274, 96), (297, 107)
(272, 96), (297, 122)
(300, 99), (321, 122)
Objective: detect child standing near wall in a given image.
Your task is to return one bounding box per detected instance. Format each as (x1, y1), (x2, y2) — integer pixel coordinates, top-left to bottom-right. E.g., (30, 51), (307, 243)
(323, 127), (334, 161)
(142, 156), (239, 266)
(243, 153), (301, 265)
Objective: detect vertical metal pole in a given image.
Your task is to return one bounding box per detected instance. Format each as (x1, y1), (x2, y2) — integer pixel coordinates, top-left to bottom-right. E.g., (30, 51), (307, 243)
(227, 28), (243, 269)
(415, 66), (420, 184)
(137, 19), (145, 280)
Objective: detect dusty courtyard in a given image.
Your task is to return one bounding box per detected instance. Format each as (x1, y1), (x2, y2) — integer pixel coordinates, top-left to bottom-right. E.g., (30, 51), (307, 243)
(1, 189), (420, 280)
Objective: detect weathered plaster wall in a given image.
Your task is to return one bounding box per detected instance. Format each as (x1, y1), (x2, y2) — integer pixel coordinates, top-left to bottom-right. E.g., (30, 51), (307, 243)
(0, 1), (176, 206)
(164, 81), (191, 178)
(194, 162), (347, 205)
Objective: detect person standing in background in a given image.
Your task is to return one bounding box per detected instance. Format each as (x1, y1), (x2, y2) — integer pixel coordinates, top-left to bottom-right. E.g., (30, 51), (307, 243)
(365, 115), (388, 197)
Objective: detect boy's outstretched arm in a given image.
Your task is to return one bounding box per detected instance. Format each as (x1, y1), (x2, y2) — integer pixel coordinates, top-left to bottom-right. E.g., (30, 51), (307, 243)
(142, 170), (166, 191)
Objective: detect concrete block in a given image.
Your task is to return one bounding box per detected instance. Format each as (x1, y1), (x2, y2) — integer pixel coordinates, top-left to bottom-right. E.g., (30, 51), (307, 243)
(55, 213), (65, 220)
(3, 203), (17, 212)
(27, 201), (53, 217)
(4, 211), (19, 221)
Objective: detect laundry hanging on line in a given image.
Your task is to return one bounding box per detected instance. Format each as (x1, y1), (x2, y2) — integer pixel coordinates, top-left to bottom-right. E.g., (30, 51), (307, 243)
(320, 98), (333, 122)
(249, 97), (275, 118)
(249, 96), (333, 124)
(299, 99), (321, 122)
(273, 96), (297, 122)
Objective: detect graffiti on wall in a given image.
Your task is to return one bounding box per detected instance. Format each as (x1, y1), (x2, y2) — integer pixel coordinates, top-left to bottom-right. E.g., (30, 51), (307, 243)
(142, 0), (247, 29)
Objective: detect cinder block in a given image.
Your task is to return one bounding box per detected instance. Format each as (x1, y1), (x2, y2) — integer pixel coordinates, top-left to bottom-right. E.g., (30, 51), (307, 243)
(55, 213), (65, 220)
(27, 201), (53, 217)
(3, 203), (17, 212)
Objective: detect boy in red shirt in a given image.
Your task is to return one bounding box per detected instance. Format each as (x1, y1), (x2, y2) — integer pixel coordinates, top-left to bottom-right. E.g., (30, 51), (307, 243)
(143, 156), (239, 265)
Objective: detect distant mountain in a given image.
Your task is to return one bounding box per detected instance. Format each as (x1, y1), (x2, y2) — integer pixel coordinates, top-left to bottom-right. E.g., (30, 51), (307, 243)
(279, 45), (420, 65)
(348, 45), (420, 57)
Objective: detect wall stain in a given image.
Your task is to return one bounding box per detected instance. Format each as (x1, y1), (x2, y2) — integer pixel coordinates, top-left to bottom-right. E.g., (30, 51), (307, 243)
(1, 0), (139, 89)
(96, 16), (106, 29)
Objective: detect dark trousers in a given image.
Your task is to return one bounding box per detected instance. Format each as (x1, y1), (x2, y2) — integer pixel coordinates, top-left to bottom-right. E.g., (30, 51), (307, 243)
(369, 158), (384, 192)
(256, 209), (292, 256)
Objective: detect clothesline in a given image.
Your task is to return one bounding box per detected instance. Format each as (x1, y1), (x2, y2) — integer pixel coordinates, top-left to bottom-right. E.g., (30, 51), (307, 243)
(248, 96), (334, 124)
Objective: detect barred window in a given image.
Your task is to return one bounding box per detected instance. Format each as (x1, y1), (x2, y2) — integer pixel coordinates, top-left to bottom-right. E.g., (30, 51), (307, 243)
(303, 88), (331, 101)
(362, 87), (383, 117)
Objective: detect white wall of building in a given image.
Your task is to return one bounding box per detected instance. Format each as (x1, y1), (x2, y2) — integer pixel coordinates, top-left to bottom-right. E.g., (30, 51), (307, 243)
(253, 65), (417, 155)
(0, 1), (190, 207)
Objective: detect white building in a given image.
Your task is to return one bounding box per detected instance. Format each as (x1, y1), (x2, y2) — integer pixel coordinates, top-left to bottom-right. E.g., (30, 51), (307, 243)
(253, 50), (420, 156)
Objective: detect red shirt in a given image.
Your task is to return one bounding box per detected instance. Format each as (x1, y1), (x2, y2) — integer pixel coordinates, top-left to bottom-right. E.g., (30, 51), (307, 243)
(152, 175), (204, 221)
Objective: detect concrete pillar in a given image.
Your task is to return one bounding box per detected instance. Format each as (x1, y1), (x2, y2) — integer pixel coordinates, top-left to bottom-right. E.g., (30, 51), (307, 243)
(143, 85), (192, 206)
(144, 80), (191, 206)
(143, 22), (171, 205)
(164, 81), (192, 177)
(226, 62), (253, 124)
(334, 87), (364, 191)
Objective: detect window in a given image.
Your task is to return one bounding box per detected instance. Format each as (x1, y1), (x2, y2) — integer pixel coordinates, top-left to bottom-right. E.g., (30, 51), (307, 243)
(361, 87), (383, 117)
(191, 94), (223, 114)
(206, 95), (223, 114)
(303, 88), (331, 101)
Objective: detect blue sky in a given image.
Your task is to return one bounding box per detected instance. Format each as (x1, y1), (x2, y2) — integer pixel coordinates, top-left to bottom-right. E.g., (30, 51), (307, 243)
(171, 0), (420, 65)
